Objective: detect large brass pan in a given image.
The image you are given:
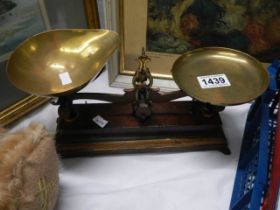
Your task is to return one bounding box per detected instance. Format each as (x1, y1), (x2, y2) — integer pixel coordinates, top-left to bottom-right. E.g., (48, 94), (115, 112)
(172, 47), (269, 106)
(7, 29), (119, 96)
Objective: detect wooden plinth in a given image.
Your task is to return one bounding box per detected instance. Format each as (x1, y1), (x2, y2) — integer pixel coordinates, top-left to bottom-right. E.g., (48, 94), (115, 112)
(55, 101), (230, 157)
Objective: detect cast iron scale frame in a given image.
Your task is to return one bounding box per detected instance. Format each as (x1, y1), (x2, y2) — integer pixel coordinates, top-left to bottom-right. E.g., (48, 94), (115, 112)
(54, 50), (228, 157)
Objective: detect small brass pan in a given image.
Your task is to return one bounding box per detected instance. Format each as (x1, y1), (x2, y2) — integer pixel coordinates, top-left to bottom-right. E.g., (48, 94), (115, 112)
(172, 47), (269, 106)
(7, 29), (119, 97)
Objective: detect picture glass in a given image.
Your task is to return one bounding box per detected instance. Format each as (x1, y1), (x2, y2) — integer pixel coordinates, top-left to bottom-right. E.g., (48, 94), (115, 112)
(0, 61), (28, 111)
(0, 0), (46, 61)
(0, 0), (48, 125)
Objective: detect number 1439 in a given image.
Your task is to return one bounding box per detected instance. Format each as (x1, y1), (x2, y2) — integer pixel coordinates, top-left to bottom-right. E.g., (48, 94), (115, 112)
(197, 74), (231, 89)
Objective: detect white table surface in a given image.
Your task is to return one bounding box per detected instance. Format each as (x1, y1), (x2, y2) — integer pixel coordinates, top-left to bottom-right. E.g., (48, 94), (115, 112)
(11, 70), (251, 210)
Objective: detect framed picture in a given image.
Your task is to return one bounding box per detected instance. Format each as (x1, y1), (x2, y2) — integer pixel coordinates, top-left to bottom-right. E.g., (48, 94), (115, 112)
(107, 0), (280, 91)
(0, 0), (100, 127)
(0, 0), (50, 62)
(105, 0), (178, 91)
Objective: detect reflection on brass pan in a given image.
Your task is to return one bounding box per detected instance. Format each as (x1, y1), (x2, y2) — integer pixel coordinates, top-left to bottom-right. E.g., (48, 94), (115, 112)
(7, 29), (119, 97)
(172, 47), (269, 106)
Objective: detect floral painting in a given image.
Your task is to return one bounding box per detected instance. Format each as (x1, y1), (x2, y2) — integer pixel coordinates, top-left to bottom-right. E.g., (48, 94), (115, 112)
(146, 0), (280, 61)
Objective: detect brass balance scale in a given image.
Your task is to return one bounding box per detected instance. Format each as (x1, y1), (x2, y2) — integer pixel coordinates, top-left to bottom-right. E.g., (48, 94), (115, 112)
(6, 29), (269, 157)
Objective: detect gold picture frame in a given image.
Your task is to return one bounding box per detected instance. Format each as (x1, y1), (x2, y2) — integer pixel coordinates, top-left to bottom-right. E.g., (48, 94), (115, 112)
(107, 0), (179, 91)
(0, 0), (100, 127)
(0, 96), (49, 127)
(119, 0), (180, 79)
(108, 0), (279, 91)
(83, 0), (100, 29)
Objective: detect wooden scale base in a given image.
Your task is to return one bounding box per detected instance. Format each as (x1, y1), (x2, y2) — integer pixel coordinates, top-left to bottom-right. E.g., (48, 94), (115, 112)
(55, 98), (230, 157)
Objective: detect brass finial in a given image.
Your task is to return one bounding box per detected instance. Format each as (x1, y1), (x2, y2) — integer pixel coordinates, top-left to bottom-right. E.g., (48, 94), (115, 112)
(133, 48), (153, 88)
(137, 47), (151, 70)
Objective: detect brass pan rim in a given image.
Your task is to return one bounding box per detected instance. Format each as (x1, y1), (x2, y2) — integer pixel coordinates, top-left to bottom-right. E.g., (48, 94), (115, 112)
(6, 29), (119, 97)
(171, 47), (269, 106)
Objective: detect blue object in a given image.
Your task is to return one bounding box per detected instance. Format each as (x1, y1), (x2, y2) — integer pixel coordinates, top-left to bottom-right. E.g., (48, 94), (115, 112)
(229, 61), (280, 210)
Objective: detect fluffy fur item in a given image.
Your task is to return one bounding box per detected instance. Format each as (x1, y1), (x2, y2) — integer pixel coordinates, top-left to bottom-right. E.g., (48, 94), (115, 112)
(0, 123), (59, 210)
